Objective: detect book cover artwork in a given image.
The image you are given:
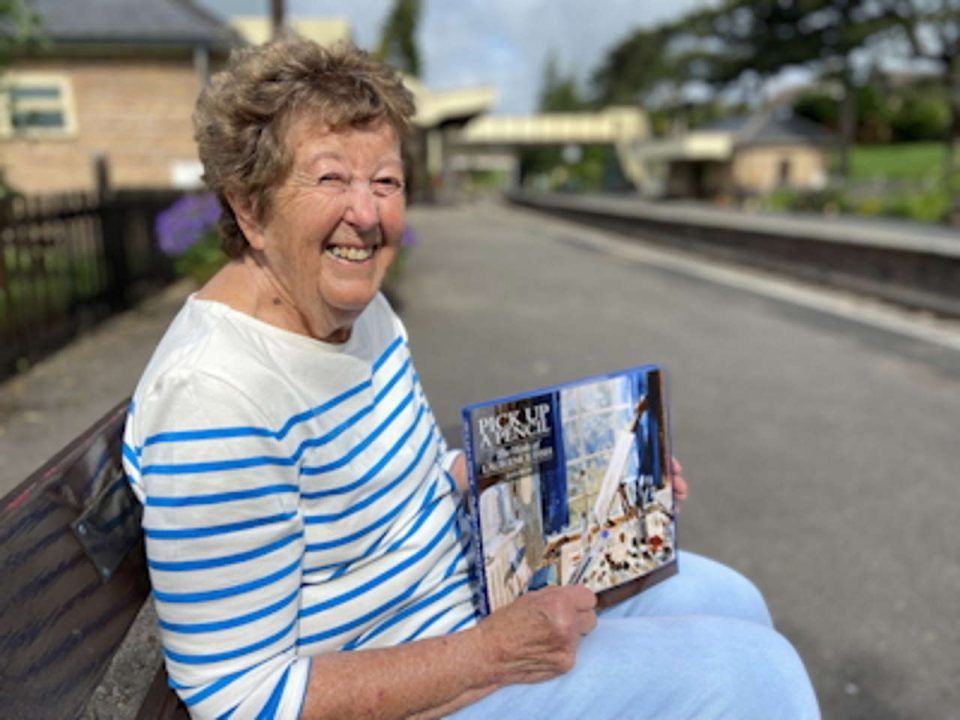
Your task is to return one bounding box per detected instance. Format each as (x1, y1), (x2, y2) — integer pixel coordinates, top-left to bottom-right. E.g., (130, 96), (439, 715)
(462, 366), (678, 615)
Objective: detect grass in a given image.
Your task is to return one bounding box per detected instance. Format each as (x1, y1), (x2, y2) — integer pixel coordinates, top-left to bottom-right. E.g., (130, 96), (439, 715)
(767, 142), (957, 224)
(845, 142), (948, 183)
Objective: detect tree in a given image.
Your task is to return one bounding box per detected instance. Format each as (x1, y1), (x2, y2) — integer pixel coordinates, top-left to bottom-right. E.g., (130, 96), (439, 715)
(537, 52), (584, 113)
(883, 0), (960, 221)
(518, 53), (585, 186)
(591, 2), (894, 158)
(591, 18), (730, 135)
(1, 0), (42, 198)
(0, 0), (40, 67)
(377, 0), (421, 77)
(591, 25), (679, 106)
(790, 81), (947, 144)
(674, 0), (899, 176)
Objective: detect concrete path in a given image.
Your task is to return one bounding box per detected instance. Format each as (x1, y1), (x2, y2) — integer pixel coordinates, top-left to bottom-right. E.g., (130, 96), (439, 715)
(401, 201), (960, 720)
(0, 280), (194, 495)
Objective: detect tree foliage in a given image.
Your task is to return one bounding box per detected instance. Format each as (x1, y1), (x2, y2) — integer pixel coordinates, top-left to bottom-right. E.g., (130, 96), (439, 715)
(591, 25), (679, 105)
(376, 0), (421, 77)
(685, 0), (895, 82)
(1, 0), (42, 198)
(592, 1), (907, 175)
(880, 2), (960, 137)
(537, 52), (584, 112)
(0, 0), (40, 67)
(793, 80), (948, 142)
(884, 0), (960, 63)
(881, 0), (960, 218)
(519, 53), (585, 184)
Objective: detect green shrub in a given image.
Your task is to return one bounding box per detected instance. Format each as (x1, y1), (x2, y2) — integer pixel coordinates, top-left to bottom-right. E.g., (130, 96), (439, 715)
(766, 144), (957, 224)
(853, 196), (885, 216)
(765, 186), (952, 224)
(883, 191), (951, 223)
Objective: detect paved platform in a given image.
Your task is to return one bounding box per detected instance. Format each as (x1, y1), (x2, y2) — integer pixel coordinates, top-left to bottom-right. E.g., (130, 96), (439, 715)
(0, 279), (194, 496)
(3, 200), (958, 719)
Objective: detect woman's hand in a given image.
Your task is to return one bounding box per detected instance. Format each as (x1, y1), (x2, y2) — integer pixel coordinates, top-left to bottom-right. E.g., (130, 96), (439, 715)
(475, 584), (598, 686)
(671, 456), (689, 504)
(450, 451), (470, 494)
(301, 586), (596, 719)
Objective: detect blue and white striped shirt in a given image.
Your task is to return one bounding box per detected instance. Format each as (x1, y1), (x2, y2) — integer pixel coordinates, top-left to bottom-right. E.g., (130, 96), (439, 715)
(123, 293), (478, 719)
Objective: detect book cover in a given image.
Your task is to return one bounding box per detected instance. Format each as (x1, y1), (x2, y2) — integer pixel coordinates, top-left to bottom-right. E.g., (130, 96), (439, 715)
(461, 365), (678, 616)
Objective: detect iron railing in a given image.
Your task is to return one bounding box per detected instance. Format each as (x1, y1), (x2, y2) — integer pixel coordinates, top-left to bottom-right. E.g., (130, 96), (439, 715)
(0, 189), (178, 381)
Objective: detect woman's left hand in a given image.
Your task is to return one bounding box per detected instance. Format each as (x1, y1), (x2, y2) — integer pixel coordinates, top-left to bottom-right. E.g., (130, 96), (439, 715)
(671, 457), (689, 504)
(450, 451), (470, 495)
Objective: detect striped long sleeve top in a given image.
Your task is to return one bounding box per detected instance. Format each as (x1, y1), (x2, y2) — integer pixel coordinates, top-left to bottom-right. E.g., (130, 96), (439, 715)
(123, 293), (478, 719)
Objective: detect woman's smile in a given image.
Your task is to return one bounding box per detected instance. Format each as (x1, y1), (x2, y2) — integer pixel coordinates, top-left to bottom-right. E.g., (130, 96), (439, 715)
(324, 239), (382, 263)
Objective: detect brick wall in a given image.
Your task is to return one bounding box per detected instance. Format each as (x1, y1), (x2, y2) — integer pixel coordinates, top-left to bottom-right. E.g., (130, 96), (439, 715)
(3, 57), (205, 194)
(732, 146), (827, 193)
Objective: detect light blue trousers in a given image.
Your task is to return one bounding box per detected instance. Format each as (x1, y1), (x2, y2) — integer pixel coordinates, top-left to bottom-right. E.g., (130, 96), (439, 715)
(448, 552), (820, 720)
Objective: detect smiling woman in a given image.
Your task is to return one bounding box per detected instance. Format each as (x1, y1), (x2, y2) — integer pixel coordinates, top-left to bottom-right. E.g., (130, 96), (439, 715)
(123, 36), (820, 720)
(211, 116), (406, 342)
(189, 38), (412, 343)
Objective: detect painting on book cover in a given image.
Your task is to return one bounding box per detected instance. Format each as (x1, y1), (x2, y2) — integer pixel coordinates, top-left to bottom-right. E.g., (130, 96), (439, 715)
(465, 366), (677, 614)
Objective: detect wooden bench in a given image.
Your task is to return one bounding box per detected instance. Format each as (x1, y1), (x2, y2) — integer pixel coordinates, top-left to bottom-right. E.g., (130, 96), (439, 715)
(0, 400), (187, 719)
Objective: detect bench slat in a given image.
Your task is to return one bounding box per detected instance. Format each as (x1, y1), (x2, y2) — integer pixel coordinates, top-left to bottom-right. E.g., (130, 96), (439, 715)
(0, 400), (151, 717)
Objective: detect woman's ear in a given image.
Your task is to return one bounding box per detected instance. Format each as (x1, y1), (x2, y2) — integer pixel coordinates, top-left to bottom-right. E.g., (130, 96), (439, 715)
(226, 191), (266, 251)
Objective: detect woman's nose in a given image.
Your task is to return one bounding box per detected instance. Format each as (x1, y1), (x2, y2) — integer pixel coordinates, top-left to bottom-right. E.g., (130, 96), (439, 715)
(343, 183), (379, 230)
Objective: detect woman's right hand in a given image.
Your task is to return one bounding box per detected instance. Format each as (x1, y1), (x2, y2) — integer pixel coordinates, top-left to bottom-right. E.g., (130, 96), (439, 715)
(475, 584), (598, 685)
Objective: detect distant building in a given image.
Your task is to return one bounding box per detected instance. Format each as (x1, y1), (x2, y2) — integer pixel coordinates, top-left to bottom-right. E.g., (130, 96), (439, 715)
(632, 108), (835, 200)
(229, 16), (352, 47)
(1, 0), (242, 194)
(2, 3), (494, 201)
(403, 77), (495, 201)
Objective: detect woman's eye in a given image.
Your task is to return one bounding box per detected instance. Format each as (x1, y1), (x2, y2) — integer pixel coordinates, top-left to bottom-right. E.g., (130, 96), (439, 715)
(373, 177), (403, 196)
(318, 174), (348, 190)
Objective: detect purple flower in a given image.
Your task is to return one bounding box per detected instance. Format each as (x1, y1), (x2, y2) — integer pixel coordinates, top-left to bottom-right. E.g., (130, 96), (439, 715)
(401, 225), (418, 248)
(155, 193), (222, 257)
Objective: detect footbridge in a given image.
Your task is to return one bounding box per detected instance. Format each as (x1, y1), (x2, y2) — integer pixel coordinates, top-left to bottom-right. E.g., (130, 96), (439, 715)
(452, 107), (651, 187)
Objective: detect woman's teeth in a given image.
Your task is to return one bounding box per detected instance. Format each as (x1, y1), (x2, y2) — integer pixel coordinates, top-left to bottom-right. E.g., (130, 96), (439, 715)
(327, 245), (375, 261)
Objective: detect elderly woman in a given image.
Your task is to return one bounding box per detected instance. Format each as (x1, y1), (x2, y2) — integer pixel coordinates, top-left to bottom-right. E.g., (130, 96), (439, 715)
(124, 38), (819, 720)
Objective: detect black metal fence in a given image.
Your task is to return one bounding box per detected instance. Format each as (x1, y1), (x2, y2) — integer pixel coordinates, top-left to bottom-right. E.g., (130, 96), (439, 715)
(0, 189), (179, 381)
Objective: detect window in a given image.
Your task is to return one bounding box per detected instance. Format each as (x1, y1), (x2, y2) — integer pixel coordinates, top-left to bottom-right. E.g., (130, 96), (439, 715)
(0, 73), (77, 138)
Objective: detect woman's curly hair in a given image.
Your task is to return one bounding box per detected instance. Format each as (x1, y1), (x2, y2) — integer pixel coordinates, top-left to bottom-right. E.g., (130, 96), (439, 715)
(194, 37), (416, 257)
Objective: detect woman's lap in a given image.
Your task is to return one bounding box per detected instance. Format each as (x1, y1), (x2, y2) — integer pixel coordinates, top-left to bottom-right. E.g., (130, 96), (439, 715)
(448, 552), (819, 720)
(600, 551), (773, 627)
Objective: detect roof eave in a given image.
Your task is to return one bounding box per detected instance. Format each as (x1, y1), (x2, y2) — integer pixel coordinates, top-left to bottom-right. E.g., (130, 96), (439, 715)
(11, 37), (241, 59)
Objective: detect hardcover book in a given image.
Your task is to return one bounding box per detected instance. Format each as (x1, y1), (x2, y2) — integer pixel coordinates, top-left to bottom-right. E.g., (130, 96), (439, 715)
(461, 365), (678, 616)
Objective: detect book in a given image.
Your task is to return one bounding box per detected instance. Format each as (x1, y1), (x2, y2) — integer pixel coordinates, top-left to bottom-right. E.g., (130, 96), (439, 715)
(461, 364), (678, 616)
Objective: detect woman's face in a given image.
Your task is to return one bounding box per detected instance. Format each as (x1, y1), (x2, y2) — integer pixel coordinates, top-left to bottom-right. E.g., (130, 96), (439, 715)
(238, 115), (406, 341)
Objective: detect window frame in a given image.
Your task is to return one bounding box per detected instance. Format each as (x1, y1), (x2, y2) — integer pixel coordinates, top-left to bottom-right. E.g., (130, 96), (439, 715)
(0, 72), (78, 139)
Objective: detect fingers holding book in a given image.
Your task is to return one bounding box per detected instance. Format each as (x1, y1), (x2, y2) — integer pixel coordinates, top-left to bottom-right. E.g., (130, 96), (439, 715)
(671, 456), (689, 504)
(478, 584), (598, 684)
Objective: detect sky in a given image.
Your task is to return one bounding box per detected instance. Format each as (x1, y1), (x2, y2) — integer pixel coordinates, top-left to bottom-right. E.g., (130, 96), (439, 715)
(194, 0), (712, 115)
